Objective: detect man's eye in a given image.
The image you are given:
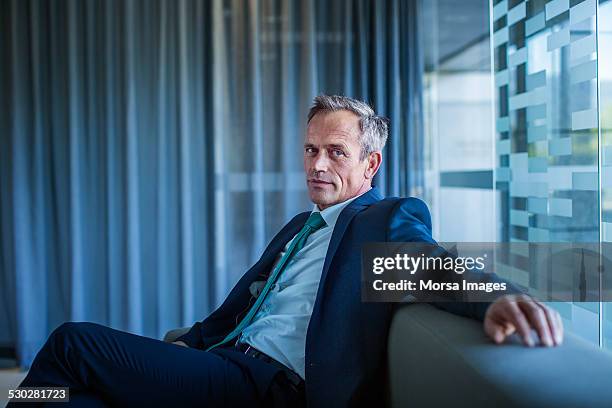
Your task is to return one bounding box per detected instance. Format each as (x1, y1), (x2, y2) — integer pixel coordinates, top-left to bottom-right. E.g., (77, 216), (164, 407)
(332, 149), (345, 156)
(305, 148), (316, 154)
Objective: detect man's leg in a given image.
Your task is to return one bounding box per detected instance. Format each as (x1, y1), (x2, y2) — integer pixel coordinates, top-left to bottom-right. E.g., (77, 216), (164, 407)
(8, 322), (260, 407)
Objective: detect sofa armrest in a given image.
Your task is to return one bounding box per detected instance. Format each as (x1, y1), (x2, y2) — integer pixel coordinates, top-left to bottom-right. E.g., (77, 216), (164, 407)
(388, 303), (612, 408)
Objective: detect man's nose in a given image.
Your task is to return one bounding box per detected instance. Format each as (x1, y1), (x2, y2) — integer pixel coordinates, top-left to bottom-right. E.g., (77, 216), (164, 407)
(311, 151), (330, 173)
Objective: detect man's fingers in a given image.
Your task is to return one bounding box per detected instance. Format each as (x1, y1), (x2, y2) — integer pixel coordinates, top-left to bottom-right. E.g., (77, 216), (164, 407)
(506, 301), (534, 347)
(551, 306), (564, 345)
(485, 295), (565, 348)
(485, 320), (509, 344)
(518, 299), (554, 347)
(538, 302), (562, 345)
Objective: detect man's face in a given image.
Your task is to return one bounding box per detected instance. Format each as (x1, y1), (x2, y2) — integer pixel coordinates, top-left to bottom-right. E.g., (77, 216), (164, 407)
(304, 110), (377, 210)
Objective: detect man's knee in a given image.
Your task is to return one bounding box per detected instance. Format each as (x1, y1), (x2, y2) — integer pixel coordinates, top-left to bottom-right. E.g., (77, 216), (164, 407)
(49, 322), (99, 343)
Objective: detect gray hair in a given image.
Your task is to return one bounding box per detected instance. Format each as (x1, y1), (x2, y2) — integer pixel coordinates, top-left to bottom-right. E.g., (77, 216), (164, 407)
(307, 94), (389, 161)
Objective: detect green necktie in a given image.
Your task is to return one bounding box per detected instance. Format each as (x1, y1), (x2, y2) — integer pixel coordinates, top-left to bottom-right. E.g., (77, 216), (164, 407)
(206, 211), (327, 351)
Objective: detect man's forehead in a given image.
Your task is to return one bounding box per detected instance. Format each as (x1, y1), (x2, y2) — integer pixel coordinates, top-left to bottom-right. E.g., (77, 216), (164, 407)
(305, 110), (361, 142)
(304, 130), (354, 144)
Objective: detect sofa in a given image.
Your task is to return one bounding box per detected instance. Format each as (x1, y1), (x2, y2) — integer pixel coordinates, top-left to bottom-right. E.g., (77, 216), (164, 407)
(164, 303), (612, 407)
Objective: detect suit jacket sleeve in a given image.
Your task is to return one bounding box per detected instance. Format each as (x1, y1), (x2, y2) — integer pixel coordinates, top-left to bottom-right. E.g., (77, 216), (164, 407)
(175, 212), (309, 348)
(173, 279), (247, 348)
(386, 197), (518, 321)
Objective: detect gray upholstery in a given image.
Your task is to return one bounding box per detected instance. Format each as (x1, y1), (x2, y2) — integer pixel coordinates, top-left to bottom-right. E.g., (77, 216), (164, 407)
(163, 304), (612, 407)
(163, 327), (190, 343)
(389, 304), (612, 408)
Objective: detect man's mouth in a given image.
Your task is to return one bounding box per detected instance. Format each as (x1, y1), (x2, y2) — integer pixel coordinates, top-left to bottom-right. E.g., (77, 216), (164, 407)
(308, 179), (333, 186)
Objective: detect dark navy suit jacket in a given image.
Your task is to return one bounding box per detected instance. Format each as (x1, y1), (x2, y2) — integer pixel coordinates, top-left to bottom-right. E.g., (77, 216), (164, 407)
(176, 187), (491, 407)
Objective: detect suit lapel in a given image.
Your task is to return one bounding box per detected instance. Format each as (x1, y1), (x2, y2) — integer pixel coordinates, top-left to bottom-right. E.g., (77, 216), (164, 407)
(316, 187), (384, 297)
(256, 212), (310, 279)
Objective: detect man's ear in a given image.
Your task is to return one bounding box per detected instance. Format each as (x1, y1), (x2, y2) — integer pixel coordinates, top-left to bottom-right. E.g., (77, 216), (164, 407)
(364, 151), (382, 179)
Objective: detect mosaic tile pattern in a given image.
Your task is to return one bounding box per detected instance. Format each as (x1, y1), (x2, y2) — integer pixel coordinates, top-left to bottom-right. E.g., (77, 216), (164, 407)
(492, 0), (599, 308)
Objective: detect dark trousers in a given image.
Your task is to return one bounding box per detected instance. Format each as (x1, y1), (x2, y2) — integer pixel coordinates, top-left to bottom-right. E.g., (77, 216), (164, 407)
(8, 322), (302, 407)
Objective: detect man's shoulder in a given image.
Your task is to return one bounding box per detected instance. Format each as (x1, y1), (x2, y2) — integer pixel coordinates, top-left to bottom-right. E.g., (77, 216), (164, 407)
(364, 196), (433, 241)
(367, 196), (430, 220)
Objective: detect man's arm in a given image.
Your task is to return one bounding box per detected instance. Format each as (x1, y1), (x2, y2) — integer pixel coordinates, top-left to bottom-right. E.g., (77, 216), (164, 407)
(173, 322), (205, 348)
(387, 197), (563, 347)
(172, 211), (312, 349)
(172, 285), (252, 349)
(386, 198), (491, 320)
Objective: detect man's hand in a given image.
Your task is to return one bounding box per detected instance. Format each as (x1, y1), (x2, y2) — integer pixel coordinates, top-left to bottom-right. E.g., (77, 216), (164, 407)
(484, 294), (563, 347)
(172, 341), (189, 348)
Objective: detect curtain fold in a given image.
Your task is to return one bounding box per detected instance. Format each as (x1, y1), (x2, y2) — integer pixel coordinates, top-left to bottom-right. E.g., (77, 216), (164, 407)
(0, 0), (424, 368)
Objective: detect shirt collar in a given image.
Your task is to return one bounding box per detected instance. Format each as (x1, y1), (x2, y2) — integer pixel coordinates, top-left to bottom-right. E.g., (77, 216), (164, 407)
(311, 187), (372, 229)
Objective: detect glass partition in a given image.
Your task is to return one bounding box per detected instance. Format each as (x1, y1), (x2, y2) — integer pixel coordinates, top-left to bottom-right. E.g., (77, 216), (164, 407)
(423, 0), (611, 346)
(492, 0), (600, 344)
(598, 0), (612, 349)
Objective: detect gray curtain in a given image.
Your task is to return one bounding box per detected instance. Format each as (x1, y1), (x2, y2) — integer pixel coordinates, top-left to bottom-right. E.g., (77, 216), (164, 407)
(0, 0), (424, 368)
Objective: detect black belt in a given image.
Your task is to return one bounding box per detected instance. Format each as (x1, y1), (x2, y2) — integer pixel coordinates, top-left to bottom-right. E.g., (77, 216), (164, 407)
(234, 342), (305, 390)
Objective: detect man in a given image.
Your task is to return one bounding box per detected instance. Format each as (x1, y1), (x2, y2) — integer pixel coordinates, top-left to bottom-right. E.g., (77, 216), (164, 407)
(12, 95), (563, 407)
